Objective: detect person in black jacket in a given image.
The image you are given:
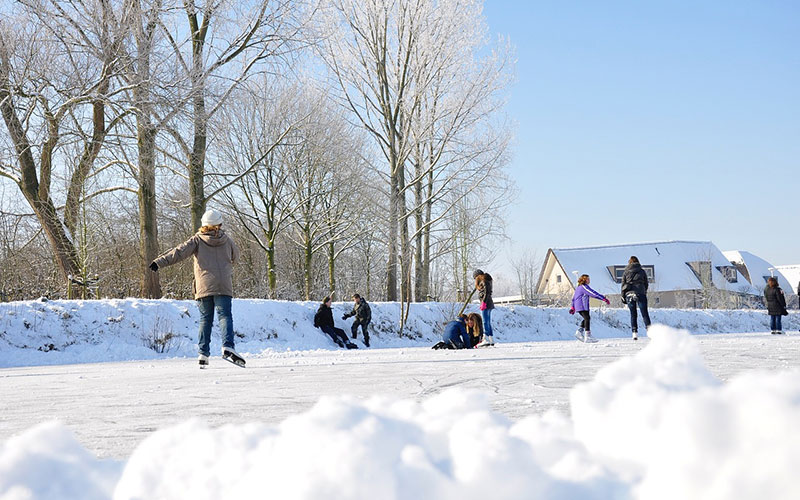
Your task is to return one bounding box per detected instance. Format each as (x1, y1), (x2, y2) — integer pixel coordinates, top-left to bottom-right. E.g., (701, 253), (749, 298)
(764, 277), (788, 334)
(621, 256), (652, 340)
(314, 297), (357, 349)
(342, 293), (372, 347)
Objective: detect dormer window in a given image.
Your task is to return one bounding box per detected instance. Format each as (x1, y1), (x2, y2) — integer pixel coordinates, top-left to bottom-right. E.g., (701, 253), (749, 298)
(686, 261), (712, 284)
(716, 265), (738, 283)
(607, 265), (655, 284)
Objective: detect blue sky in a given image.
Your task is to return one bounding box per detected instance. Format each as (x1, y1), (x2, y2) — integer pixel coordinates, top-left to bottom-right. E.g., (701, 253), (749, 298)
(483, 1), (800, 274)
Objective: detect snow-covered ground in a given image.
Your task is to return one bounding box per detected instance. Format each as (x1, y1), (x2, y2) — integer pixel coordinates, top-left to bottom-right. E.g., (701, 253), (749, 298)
(1, 298), (799, 499)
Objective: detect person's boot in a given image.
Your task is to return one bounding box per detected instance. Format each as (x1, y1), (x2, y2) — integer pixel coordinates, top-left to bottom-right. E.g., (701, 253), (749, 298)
(363, 335), (370, 348)
(632, 329), (638, 340)
(198, 354), (209, 368)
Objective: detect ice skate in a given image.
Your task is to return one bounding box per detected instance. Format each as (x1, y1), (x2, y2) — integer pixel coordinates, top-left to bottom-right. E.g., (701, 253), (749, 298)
(475, 335), (495, 347)
(221, 346), (246, 367)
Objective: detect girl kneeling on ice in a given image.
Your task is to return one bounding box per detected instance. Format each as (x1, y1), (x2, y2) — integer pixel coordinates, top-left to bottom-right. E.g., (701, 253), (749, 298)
(569, 274), (609, 342)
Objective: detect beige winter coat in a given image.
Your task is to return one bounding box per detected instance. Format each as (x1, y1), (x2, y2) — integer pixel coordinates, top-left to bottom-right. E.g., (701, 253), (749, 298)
(153, 228), (240, 299)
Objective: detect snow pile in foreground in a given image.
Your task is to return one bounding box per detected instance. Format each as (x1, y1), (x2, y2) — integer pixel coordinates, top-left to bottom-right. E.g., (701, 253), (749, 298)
(2, 325), (800, 500)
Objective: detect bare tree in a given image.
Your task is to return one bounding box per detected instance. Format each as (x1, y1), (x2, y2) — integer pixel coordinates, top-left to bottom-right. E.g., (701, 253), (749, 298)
(0, 2), (130, 286)
(160, 0), (318, 231)
(511, 250), (542, 304)
(216, 79), (317, 298)
(319, 0), (435, 300)
(319, 0), (514, 303)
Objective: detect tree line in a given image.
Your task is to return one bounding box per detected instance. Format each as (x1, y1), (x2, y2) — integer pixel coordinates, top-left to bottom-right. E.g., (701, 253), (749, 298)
(0, 0), (514, 304)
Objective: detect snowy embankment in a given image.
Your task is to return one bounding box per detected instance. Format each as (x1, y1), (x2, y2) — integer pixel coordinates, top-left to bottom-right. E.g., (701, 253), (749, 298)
(0, 297), (796, 368)
(2, 325), (800, 499)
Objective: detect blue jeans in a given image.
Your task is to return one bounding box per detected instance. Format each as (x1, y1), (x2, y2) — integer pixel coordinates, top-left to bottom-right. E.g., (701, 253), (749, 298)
(770, 315), (782, 331)
(482, 308), (493, 337)
(627, 294), (652, 331)
(197, 295), (234, 356)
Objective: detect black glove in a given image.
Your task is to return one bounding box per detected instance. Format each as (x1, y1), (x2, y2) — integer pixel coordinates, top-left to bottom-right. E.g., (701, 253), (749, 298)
(149, 261), (158, 272)
(341, 314), (347, 320)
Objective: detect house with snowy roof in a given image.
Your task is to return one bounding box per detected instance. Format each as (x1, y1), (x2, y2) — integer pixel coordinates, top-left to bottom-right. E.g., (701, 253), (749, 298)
(536, 241), (761, 308)
(775, 265), (800, 294)
(722, 250), (798, 297)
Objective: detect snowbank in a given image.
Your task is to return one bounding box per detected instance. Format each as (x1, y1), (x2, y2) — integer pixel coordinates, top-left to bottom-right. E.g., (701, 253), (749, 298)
(2, 325), (799, 499)
(0, 298), (797, 368)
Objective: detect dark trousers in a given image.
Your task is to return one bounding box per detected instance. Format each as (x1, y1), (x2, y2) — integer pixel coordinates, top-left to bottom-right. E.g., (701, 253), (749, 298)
(770, 315), (782, 331)
(320, 325), (349, 346)
(578, 311), (591, 331)
(351, 320), (370, 342)
(627, 294), (652, 331)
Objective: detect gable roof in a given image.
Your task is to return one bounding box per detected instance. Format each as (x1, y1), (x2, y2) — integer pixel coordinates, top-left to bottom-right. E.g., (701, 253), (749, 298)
(723, 250), (796, 294)
(775, 265), (800, 294)
(545, 240), (759, 296)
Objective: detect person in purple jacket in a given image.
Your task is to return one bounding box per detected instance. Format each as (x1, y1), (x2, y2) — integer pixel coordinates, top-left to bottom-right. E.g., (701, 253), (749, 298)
(569, 274), (610, 342)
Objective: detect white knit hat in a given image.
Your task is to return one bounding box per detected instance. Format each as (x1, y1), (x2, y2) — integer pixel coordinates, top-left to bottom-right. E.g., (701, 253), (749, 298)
(201, 209), (223, 226)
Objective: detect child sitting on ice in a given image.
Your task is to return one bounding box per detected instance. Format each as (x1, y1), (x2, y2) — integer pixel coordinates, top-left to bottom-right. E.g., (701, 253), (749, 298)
(569, 274), (609, 343)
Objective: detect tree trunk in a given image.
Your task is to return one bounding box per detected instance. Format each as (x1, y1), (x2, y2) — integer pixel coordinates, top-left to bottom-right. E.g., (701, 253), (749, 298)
(327, 240), (336, 298)
(138, 125), (162, 298)
(188, 9), (208, 231)
(399, 160), (411, 304)
(64, 75), (109, 236)
(303, 226), (313, 301)
(422, 164), (433, 300)
(266, 240), (276, 298)
(0, 83), (80, 282)
(387, 149), (399, 301)
(413, 153), (426, 302)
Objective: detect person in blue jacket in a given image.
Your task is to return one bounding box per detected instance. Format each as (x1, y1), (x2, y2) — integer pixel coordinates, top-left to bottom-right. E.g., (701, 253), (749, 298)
(569, 274), (609, 342)
(432, 316), (472, 349)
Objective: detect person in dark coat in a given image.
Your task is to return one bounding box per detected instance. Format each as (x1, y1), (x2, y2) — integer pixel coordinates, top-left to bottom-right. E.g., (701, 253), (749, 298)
(433, 316), (472, 349)
(764, 277), (788, 334)
(473, 269), (495, 346)
(620, 255), (652, 340)
(342, 293), (372, 347)
(314, 297), (357, 349)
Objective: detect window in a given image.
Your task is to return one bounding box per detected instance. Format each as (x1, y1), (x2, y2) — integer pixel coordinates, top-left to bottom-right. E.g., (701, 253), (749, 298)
(607, 265), (655, 284)
(556, 275), (561, 283)
(716, 266), (738, 283)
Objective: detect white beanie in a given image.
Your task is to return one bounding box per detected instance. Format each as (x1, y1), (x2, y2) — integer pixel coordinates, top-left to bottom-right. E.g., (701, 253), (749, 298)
(201, 209), (223, 226)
